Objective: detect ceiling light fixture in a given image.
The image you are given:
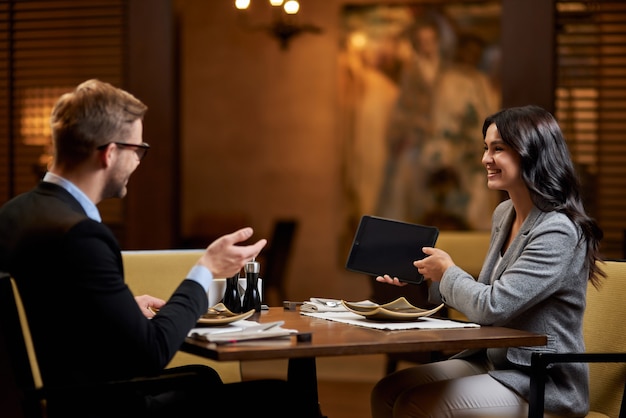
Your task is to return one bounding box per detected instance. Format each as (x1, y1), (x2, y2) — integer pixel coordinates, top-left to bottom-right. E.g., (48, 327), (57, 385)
(234, 0), (322, 50)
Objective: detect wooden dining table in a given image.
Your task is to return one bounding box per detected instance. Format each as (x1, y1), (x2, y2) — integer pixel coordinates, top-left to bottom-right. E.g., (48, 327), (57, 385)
(181, 307), (547, 418)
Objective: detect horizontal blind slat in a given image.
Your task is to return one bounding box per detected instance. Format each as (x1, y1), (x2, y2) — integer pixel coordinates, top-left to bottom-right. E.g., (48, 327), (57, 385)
(0, 0), (126, 227)
(556, 0), (626, 258)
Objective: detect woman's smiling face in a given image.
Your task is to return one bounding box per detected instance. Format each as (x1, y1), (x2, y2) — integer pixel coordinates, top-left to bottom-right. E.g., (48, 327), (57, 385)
(482, 123), (525, 194)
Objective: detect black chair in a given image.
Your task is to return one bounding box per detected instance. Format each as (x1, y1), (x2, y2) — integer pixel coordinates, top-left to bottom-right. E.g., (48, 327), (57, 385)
(259, 219), (298, 307)
(0, 272), (45, 418)
(527, 260), (626, 418)
(529, 352), (626, 418)
(0, 272), (222, 418)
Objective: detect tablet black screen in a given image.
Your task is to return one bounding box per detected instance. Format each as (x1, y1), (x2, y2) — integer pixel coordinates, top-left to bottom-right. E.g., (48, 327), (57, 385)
(345, 216), (439, 284)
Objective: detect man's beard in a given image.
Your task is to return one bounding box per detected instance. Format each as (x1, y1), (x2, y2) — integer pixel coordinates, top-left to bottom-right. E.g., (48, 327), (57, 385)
(102, 169), (129, 200)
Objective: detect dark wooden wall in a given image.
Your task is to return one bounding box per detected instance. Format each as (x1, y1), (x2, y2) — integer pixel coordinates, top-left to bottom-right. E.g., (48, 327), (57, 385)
(125, 0), (180, 249)
(501, 0), (555, 112)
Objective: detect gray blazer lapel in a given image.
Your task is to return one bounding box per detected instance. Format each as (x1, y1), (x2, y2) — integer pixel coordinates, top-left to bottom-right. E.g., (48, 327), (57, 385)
(480, 205), (514, 284)
(488, 205), (544, 284)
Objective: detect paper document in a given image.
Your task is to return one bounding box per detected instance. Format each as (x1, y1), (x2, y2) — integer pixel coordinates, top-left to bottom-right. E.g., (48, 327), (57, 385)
(302, 311), (480, 331)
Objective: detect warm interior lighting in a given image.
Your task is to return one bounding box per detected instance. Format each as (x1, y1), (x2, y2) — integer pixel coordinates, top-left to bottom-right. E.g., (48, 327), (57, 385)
(349, 31), (367, 50)
(20, 87), (67, 147)
(234, 0), (321, 50)
(235, 0), (251, 10)
(20, 87), (70, 178)
(283, 1), (299, 15)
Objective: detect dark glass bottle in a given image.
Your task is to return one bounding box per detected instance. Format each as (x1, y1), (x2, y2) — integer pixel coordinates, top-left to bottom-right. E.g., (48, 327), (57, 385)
(223, 272), (242, 313)
(242, 259), (261, 312)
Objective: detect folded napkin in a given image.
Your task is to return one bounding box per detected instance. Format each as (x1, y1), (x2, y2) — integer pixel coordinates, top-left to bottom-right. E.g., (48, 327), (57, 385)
(300, 298), (349, 313)
(189, 320), (297, 344)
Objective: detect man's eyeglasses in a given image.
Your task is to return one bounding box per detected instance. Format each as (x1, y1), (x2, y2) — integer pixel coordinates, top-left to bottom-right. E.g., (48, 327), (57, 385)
(98, 142), (150, 161)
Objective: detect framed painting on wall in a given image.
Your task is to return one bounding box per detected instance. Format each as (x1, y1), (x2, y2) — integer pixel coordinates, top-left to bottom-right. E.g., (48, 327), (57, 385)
(338, 1), (503, 255)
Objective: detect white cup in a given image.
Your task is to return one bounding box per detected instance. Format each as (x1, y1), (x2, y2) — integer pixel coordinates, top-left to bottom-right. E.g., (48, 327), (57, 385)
(208, 277), (263, 307)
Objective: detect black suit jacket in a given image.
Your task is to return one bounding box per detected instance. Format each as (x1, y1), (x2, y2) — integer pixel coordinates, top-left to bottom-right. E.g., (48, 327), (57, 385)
(0, 182), (208, 387)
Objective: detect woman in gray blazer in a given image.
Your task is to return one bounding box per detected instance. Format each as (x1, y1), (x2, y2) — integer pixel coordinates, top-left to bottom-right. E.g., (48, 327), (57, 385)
(372, 105), (604, 417)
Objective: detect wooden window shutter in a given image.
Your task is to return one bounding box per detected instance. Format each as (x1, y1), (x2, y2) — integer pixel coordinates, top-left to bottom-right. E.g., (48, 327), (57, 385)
(555, 0), (626, 259)
(0, 0), (127, 237)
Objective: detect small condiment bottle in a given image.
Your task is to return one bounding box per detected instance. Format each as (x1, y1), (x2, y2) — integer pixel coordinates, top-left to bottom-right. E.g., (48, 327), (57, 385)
(242, 258), (261, 312)
(223, 271), (242, 313)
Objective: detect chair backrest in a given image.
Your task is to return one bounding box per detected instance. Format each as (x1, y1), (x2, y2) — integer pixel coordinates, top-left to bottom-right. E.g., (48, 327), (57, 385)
(435, 231), (491, 321)
(122, 250), (205, 299)
(0, 272), (44, 418)
(436, 231), (491, 278)
(583, 260), (626, 417)
(121, 250), (243, 383)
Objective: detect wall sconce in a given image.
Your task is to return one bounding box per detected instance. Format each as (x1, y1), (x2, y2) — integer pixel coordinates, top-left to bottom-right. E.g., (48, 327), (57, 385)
(234, 0), (322, 50)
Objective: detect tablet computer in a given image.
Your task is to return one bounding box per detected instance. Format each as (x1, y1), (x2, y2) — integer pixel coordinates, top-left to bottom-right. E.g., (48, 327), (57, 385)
(345, 215), (439, 284)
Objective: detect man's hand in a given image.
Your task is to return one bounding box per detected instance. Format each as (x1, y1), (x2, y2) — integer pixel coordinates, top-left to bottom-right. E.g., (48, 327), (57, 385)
(198, 227), (267, 278)
(135, 294), (166, 318)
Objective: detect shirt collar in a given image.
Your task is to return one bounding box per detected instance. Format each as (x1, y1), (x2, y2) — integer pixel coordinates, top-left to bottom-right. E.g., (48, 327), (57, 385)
(42, 172), (102, 223)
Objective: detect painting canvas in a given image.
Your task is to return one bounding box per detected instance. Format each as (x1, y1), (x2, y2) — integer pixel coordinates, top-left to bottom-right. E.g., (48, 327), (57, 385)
(339, 2), (502, 254)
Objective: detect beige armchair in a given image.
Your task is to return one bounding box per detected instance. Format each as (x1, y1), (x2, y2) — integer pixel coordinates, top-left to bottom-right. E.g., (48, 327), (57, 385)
(435, 231), (491, 322)
(528, 260), (626, 417)
(122, 249), (242, 383)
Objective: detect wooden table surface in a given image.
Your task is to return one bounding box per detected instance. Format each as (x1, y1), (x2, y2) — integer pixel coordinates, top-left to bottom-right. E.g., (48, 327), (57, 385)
(181, 307), (547, 418)
(182, 307), (547, 361)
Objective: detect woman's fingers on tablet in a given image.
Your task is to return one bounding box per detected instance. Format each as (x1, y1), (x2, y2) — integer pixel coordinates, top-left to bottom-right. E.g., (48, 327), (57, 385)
(376, 275), (407, 287)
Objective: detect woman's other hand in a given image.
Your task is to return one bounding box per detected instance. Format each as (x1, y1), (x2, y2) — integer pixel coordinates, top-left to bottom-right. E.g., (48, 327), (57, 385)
(375, 275), (408, 287)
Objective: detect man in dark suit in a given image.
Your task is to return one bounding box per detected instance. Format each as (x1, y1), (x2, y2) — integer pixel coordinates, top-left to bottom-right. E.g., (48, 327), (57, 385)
(0, 79), (292, 417)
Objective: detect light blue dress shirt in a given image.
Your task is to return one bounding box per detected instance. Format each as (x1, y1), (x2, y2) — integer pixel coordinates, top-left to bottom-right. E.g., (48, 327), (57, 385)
(44, 172), (101, 222)
(42, 172), (213, 292)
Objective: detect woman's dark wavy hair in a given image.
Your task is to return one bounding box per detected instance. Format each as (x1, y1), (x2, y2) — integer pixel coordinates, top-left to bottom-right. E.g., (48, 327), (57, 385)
(482, 105), (604, 287)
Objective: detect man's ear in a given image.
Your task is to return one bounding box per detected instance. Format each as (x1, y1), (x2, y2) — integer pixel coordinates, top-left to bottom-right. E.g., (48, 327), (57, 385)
(98, 143), (114, 168)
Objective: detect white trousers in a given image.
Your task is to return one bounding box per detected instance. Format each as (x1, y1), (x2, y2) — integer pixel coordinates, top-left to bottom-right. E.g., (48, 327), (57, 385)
(370, 358), (532, 418)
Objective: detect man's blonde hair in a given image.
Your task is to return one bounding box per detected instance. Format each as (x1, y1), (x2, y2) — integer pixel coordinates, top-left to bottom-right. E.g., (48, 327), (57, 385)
(50, 79), (148, 167)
